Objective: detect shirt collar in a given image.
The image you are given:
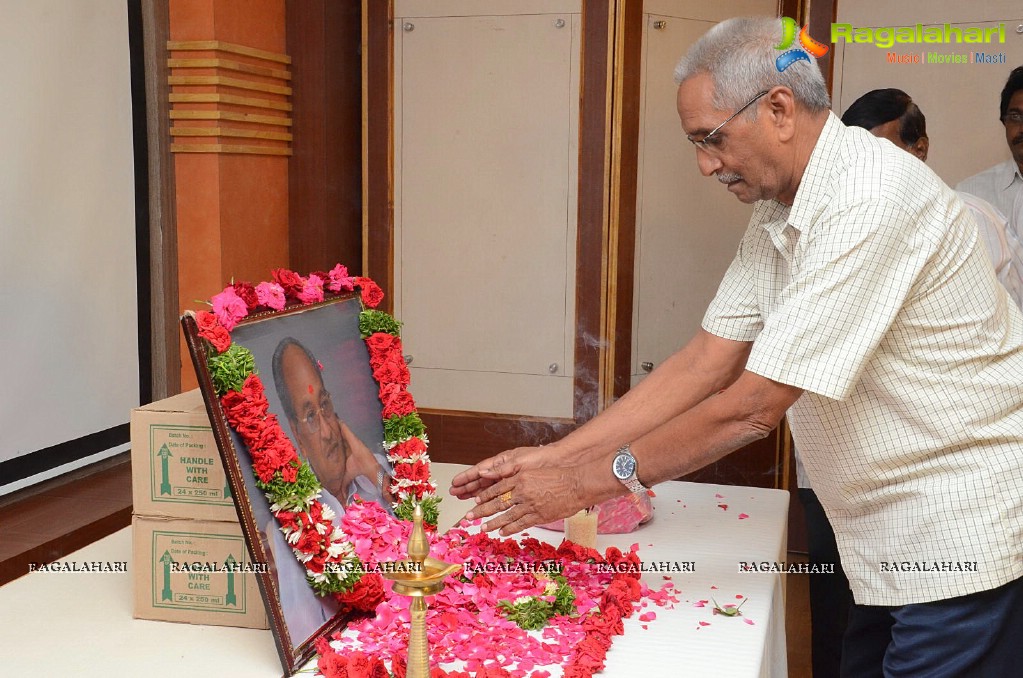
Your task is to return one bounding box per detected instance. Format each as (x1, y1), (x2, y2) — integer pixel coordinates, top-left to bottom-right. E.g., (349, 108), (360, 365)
(996, 159), (1023, 192)
(786, 112), (845, 234)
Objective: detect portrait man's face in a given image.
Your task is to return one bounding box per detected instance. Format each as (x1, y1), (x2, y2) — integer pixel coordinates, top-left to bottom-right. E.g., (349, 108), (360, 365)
(280, 343), (347, 497)
(1005, 90), (1023, 170)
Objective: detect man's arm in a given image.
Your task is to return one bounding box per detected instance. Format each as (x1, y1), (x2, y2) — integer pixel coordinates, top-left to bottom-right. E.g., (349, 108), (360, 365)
(469, 366), (802, 535)
(449, 329), (753, 500)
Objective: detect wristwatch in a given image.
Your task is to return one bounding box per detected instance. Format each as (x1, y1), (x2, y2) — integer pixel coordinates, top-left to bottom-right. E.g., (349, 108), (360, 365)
(612, 444), (648, 494)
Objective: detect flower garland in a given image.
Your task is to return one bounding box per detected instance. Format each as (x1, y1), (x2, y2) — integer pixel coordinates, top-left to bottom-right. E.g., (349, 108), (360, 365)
(192, 263), (437, 605)
(311, 501), (680, 678)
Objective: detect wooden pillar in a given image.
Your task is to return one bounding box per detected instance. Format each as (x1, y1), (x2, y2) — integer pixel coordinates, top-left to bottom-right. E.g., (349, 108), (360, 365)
(168, 0), (291, 389)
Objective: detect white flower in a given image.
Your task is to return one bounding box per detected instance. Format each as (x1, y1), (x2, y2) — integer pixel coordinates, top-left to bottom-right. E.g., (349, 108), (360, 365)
(514, 596), (534, 606)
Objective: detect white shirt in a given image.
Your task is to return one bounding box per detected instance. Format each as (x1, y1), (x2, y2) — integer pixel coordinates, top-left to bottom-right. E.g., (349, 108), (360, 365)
(704, 113), (1023, 606)
(955, 159), (1023, 223)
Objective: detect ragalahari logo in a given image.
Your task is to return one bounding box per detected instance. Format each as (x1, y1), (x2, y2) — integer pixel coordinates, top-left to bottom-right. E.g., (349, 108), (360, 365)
(774, 17), (829, 72)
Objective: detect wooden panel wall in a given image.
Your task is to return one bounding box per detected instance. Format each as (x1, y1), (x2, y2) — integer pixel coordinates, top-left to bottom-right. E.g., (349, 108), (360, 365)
(286, 0), (364, 275)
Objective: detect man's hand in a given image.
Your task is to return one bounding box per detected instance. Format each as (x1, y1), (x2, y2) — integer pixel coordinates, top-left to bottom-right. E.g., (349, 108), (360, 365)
(449, 446), (549, 500)
(339, 422), (393, 502)
(466, 462), (620, 536)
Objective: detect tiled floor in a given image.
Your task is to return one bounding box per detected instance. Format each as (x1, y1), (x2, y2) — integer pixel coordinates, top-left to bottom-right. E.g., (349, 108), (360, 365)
(0, 460), (814, 674)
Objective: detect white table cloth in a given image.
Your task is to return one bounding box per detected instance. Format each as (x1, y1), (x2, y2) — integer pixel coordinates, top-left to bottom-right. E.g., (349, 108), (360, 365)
(0, 462), (788, 677)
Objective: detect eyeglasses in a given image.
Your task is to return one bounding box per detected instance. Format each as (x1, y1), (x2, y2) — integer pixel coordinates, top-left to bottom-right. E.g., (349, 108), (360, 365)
(1004, 111), (1023, 125)
(298, 392), (336, 435)
(687, 90), (769, 153)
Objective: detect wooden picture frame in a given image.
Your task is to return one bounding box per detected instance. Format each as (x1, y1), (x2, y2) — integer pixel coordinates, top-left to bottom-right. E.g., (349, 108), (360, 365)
(182, 293), (396, 676)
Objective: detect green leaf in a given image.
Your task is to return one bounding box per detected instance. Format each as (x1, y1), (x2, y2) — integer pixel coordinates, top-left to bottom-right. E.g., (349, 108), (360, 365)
(383, 413), (427, 443)
(207, 344), (256, 396)
(711, 596), (748, 617)
(359, 310), (402, 338)
(394, 495), (441, 526)
(256, 462), (322, 511)
(308, 556), (364, 596)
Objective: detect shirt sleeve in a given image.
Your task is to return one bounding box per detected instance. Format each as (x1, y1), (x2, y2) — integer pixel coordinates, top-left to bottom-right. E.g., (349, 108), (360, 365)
(745, 199), (927, 401)
(702, 236), (764, 342)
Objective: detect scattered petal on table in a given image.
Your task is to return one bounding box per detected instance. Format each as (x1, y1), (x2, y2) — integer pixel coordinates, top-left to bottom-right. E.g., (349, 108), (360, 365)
(738, 513), (750, 520)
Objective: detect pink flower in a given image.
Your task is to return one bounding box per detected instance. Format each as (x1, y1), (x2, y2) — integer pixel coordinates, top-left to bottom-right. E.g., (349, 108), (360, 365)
(255, 281), (286, 310)
(298, 273), (325, 304)
(211, 286), (248, 331)
(327, 263), (355, 293)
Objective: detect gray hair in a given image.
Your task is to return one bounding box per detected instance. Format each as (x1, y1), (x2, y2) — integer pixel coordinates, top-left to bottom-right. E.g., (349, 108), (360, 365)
(673, 16), (830, 115)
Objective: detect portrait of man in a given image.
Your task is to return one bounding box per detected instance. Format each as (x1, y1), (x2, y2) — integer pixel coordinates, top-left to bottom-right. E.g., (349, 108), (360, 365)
(221, 297), (393, 651)
(272, 337), (393, 508)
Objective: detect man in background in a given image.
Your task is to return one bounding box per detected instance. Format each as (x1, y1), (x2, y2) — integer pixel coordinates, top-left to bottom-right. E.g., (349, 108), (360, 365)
(957, 66), (1023, 307)
(956, 66), (1023, 221)
(841, 88), (928, 161)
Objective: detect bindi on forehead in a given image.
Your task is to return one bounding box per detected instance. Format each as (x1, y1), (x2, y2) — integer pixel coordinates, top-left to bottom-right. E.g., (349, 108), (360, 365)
(308, 384), (314, 394)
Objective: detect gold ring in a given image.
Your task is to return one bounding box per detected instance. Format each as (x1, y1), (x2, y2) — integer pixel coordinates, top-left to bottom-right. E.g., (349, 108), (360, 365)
(500, 491), (513, 504)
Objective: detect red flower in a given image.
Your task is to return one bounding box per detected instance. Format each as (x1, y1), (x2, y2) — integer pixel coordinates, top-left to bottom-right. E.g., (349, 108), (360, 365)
(394, 460), (430, 483)
(389, 437), (427, 461)
(196, 309), (232, 351)
(365, 332), (403, 365)
(495, 539), (522, 559)
(354, 276), (384, 308)
(195, 310), (218, 334)
(372, 353), (411, 387)
(367, 658), (390, 678)
(345, 651), (371, 676)
(475, 668), (513, 678)
(316, 645), (349, 678)
(279, 460), (299, 483)
(519, 537), (558, 562)
(557, 540), (603, 564)
(571, 636), (608, 673)
(585, 608), (624, 636)
(232, 282), (259, 310)
(200, 324), (231, 354)
(336, 573), (385, 613)
(379, 383), (416, 418)
(271, 267), (305, 301)
(391, 652), (407, 678)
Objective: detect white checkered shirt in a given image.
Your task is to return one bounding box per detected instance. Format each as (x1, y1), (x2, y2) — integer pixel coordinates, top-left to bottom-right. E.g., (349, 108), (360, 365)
(704, 113), (1023, 606)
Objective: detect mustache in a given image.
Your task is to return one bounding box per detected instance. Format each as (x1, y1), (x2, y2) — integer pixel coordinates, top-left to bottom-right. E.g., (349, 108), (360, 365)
(717, 173), (742, 184)
(1012, 134), (1023, 146)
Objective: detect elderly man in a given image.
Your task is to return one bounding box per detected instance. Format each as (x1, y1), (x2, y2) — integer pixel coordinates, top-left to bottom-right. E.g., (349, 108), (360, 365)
(263, 336), (392, 645)
(452, 16), (1023, 676)
(272, 336), (391, 508)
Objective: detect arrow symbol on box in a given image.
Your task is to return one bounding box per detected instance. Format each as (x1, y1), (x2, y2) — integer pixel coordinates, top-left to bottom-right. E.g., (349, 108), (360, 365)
(157, 444), (172, 495)
(225, 554), (237, 606)
(159, 550), (174, 601)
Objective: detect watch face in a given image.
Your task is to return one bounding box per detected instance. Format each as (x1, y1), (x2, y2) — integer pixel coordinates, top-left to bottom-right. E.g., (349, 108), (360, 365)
(613, 452), (636, 480)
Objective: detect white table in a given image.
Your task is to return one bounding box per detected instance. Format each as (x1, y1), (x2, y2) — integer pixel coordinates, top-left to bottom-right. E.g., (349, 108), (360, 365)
(0, 463), (788, 677)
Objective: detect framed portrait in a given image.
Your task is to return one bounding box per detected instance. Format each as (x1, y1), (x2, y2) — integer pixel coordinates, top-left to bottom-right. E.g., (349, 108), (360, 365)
(182, 287), (411, 676)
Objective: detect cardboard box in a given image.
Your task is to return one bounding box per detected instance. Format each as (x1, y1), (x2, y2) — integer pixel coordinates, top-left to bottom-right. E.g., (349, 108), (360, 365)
(132, 515), (268, 629)
(131, 390), (238, 521)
